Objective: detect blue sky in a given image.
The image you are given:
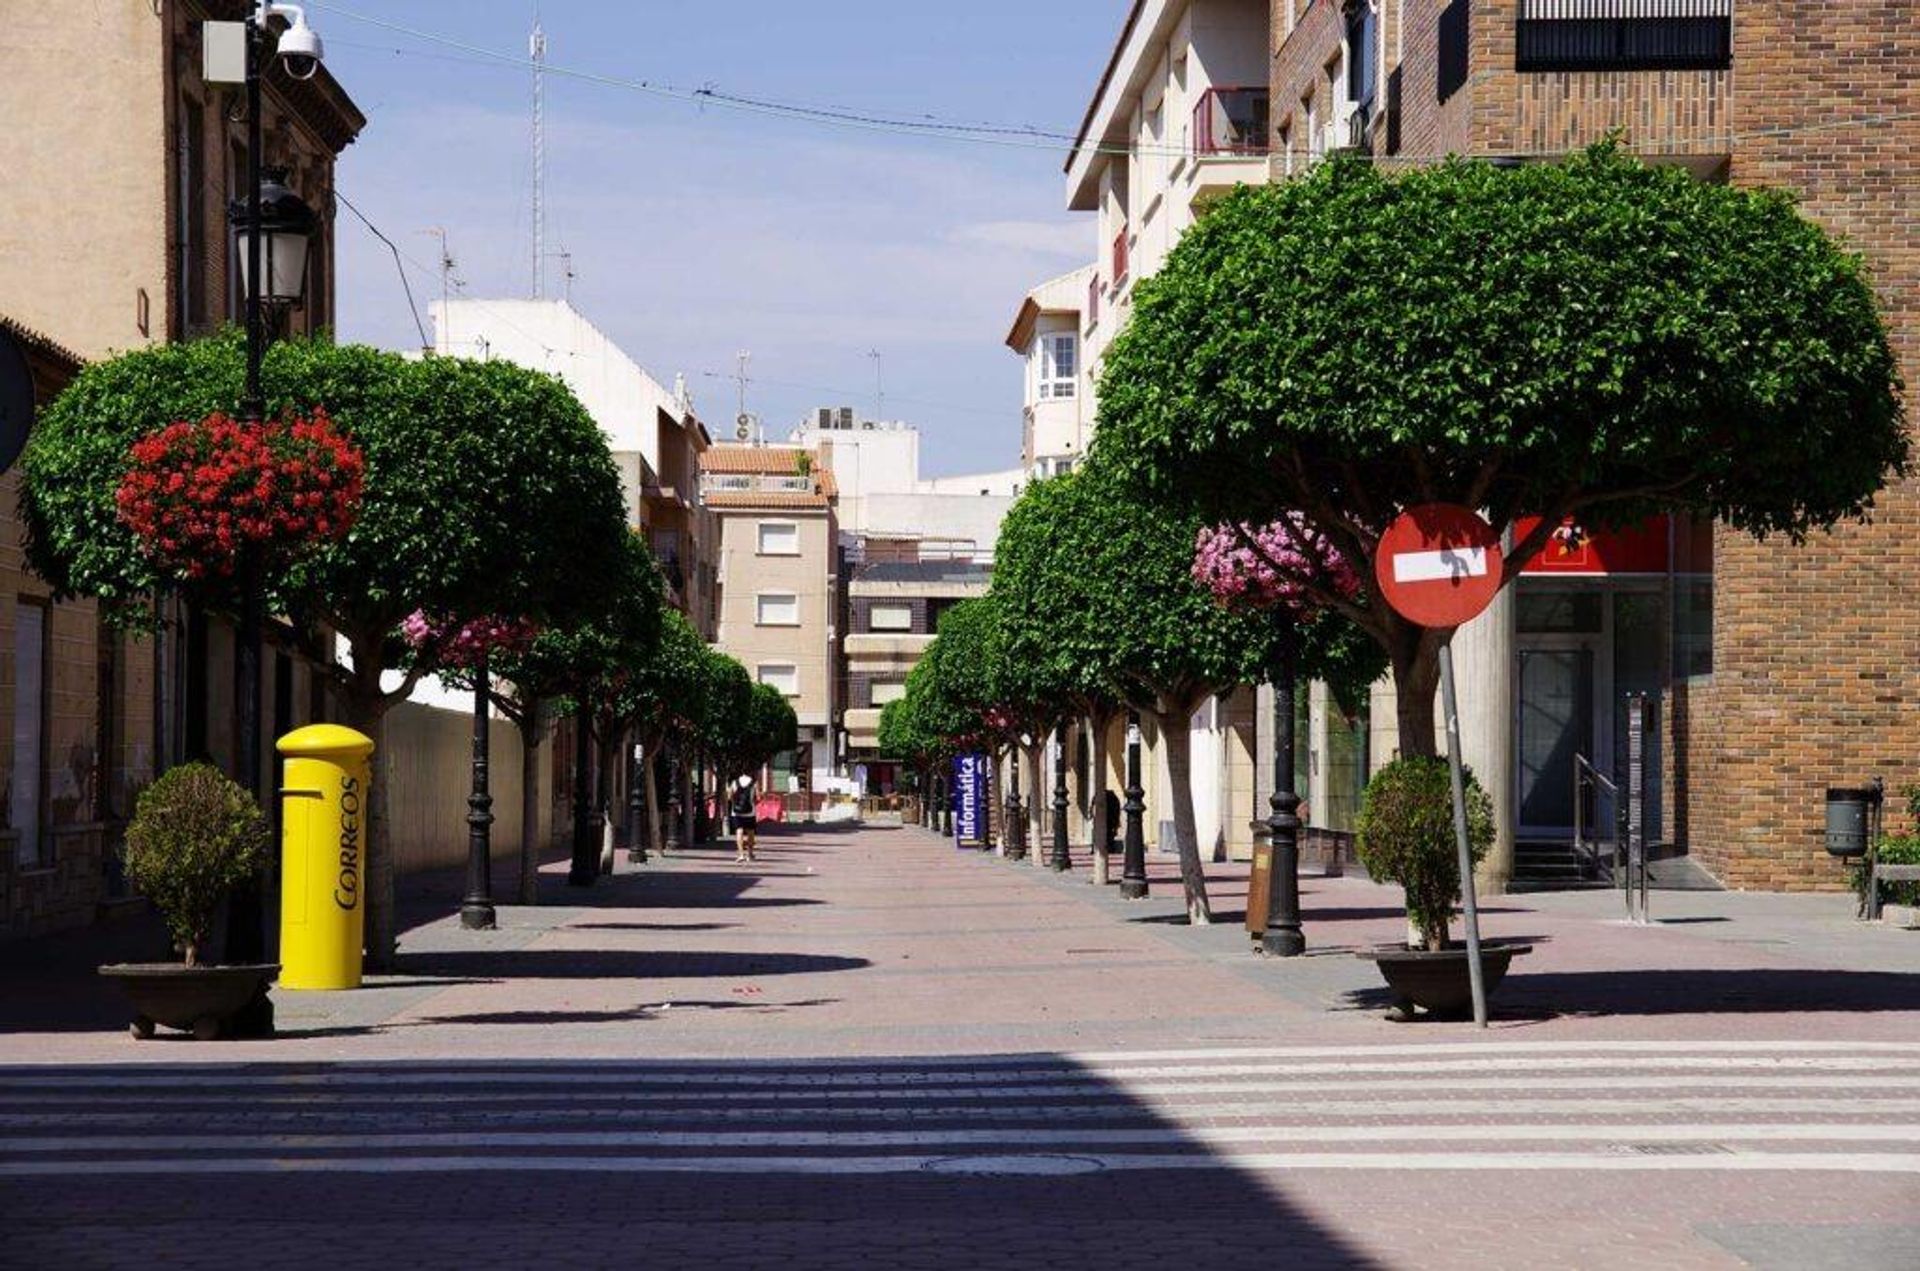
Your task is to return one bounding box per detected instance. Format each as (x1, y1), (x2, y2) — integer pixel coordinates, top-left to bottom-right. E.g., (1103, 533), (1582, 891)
(315, 1), (1129, 476)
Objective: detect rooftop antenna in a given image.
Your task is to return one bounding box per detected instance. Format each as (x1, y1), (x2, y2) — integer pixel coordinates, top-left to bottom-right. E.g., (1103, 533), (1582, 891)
(420, 227), (459, 352)
(866, 349), (884, 423)
(547, 247), (574, 303)
(733, 351), (757, 444)
(530, 18), (547, 299)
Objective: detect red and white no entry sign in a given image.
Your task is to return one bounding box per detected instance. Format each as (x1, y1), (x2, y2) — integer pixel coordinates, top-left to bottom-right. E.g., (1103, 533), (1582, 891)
(1374, 504), (1504, 628)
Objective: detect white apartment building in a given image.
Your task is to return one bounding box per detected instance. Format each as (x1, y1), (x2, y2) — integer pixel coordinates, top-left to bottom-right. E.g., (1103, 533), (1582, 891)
(1006, 265), (1096, 478)
(1070, 0), (1272, 382)
(791, 407), (1019, 560)
(1007, 0), (1287, 865)
(431, 298), (702, 532)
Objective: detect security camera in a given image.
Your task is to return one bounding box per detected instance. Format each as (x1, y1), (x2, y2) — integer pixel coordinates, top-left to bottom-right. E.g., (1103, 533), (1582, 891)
(276, 18), (323, 79)
(264, 4), (324, 80)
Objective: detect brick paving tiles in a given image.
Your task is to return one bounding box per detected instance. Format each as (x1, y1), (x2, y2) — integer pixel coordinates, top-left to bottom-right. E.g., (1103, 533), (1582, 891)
(2, 820), (1917, 1268)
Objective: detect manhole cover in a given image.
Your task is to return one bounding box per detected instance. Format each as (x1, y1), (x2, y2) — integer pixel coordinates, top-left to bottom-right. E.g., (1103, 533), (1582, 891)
(923, 1154), (1107, 1176)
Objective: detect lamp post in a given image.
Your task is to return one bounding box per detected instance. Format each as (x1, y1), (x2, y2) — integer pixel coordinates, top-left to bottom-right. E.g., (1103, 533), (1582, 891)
(1118, 711), (1149, 899)
(219, 3), (321, 962)
(664, 749), (684, 854)
(1262, 610), (1305, 956)
(1048, 721), (1071, 873)
(460, 652), (496, 928)
(1006, 741), (1027, 860)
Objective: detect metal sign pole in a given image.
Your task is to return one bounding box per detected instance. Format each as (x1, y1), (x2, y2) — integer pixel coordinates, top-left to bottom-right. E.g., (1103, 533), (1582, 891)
(1627, 694), (1647, 924)
(1439, 640), (1488, 1028)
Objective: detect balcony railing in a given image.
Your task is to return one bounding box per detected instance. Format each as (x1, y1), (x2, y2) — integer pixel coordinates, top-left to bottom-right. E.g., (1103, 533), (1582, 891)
(1191, 86), (1270, 156)
(1516, 0), (1732, 72)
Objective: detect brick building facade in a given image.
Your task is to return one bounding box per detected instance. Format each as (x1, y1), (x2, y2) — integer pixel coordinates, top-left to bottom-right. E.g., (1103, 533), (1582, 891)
(1269, 0), (1917, 888)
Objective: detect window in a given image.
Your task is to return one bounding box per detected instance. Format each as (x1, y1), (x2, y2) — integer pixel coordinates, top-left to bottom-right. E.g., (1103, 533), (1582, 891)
(1516, 0), (1731, 72)
(757, 521), (799, 556)
(1086, 273), (1100, 328)
(869, 604), (913, 633)
(1438, 0), (1470, 103)
(756, 592), (800, 626)
(11, 600), (48, 869)
(870, 681), (907, 706)
(1037, 334), (1077, 400)
(758, 664), (799, 696)
(1347, 2), (1379, 118)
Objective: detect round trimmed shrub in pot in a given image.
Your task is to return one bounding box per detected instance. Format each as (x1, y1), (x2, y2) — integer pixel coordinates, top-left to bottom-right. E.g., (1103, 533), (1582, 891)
(122, 763), (269, 966)
(1355, 756), (1494, 952)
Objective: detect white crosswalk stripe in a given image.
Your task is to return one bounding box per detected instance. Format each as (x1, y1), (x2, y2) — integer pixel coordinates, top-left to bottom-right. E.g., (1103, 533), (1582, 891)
(2, 1040), (1917, 1177)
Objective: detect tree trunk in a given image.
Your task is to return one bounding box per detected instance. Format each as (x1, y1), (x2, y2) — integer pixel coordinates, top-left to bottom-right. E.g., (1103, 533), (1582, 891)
(1088, 708), (1112, 885)
(517, 700), (543, 906)
(341, 666), (396, 970)
(1154, 699), (1212, 924)
(1026, 743), (1044, 866)
(597, 726), (619, 875)
(1390, 628), (1443, 760)
(643, 738), (664, 857)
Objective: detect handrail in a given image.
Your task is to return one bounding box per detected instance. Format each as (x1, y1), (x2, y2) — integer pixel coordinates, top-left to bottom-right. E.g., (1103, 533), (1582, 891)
(1576, 751), (1649, 921)
(1571, 753), (1618, 883)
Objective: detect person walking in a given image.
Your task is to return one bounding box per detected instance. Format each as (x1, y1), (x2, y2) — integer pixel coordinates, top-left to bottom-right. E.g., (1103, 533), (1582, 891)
(729, 774), (759, 864)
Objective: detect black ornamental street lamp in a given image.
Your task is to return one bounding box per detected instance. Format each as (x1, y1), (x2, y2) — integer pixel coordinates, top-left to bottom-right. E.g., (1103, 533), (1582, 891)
(1118, 711), (1149, 899)
(1006, 738), (1028, 860)
(460, 652), (496, 929)
(1048, 721), (1071, 873)
(217, 2), (322, 961)
(1262, 611), (1306, 956)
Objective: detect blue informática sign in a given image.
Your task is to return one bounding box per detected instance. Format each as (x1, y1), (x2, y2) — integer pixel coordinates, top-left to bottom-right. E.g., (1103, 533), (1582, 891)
(952, 753), (988, 847)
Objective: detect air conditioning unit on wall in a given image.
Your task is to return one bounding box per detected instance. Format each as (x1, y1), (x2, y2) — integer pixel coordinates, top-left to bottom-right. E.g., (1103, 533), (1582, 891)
(1322, 99), (1367, 155)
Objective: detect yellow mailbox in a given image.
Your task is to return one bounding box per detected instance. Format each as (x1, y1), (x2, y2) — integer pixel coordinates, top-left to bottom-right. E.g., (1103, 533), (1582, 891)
(277, 724), (375, 990)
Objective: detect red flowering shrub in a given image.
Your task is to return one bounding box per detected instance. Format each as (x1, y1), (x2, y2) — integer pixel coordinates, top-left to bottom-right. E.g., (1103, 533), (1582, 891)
(114, 409), (364, 583)
(400, 611), (540, 672)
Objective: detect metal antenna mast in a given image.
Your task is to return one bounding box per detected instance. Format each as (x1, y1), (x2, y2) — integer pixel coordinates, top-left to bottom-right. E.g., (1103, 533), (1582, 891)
(421, 227), (458, 352)
(734, 351), (757, 444)
(530, 18), (547, 299)
(867, 349), (884, 422)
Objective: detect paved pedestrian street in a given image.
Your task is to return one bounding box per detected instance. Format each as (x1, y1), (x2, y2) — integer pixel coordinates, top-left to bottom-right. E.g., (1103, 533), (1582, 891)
(4, 823), (1919, 1269)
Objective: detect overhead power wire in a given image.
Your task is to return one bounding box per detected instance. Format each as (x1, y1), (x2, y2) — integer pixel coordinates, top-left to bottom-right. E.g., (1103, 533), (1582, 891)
(308, 1), (1920, 164)
(333, 189), (431, 349)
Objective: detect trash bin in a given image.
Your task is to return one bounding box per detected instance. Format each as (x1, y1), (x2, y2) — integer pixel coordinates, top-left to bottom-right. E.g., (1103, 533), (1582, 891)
(1824, 786), (1877, 858)
(277, 724), (376, 990)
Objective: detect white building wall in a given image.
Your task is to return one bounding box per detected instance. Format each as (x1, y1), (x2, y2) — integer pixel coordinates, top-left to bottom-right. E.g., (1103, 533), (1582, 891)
(431, 297), (685, 475)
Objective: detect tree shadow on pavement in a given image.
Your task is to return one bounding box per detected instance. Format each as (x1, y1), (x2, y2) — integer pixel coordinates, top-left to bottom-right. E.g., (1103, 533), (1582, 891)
(570, 922), (741, 932)
(416, 998), (841, 1026)
(394, 949), (869, 981)
(1343, 966), (1920, 1020)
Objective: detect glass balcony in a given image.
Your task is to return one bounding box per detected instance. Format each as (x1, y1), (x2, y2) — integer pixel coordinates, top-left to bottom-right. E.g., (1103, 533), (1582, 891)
(1191, 87), (1270, 157)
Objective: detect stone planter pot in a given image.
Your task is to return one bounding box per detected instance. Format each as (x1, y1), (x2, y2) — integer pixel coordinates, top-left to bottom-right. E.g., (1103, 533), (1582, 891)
(98, 963), (279, 1040)
(1357, 940), (1531, 1021)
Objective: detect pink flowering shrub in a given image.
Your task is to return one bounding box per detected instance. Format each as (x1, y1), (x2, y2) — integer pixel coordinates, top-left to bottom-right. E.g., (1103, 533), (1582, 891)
(401, 611), (540, 671)
(1192, 516), (1359, 613)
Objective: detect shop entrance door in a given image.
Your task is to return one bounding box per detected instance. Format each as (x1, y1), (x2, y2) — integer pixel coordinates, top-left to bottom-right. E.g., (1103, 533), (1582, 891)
(1516, 642), (1604, 839)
